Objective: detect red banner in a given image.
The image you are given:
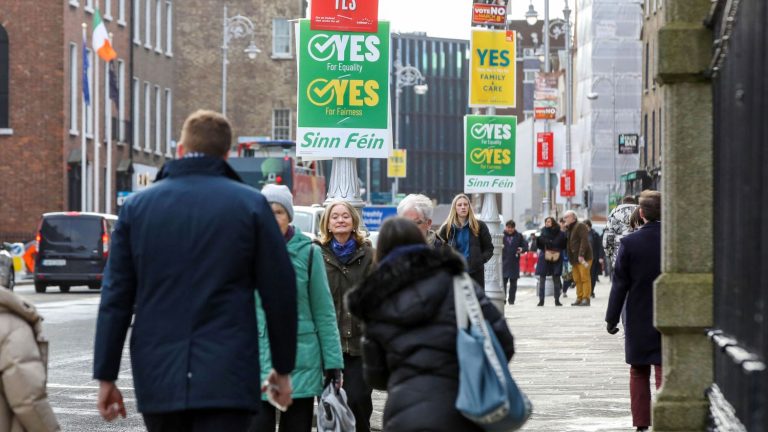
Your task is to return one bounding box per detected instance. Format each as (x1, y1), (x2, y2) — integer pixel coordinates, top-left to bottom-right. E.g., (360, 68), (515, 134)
(560, 169), (576, 197)
(310, 0), (379, 33)
(472, 3), (507, 26)
(536, 132), (554, 168)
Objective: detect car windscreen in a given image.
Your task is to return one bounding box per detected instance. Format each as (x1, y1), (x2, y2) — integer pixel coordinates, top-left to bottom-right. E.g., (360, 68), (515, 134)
(40, 216), (103, 255)
(293, 211), (314, 235)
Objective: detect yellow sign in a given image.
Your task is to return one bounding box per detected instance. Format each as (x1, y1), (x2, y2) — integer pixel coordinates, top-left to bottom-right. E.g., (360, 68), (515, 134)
(469, 29), (516, 108)
(387, 149), (407, 178)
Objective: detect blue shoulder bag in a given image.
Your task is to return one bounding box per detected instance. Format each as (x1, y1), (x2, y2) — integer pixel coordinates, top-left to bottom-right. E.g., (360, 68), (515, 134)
(453, 273), (532, 431)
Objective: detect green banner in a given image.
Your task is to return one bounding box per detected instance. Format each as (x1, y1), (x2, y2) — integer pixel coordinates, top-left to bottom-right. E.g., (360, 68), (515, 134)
(296, 19), (391, 159)
(464, 115), (517, 192)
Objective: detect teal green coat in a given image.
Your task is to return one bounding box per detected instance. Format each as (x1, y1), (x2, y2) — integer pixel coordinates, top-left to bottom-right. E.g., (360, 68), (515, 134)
(256, 228), (343, 398)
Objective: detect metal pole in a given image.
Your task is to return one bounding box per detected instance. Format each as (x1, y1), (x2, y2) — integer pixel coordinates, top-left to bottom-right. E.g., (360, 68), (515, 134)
(564, 0), (573, 208)
(94, 53), (100, 213)
(612, 63), (617, 194)
(541, 0), (551, 220)
(393, 83), (401, 204)
(366, 158), (371, 204)
(106, 60), (113, 214)
(81, 24), (88, 212)
(221, 5), (228, 117)
(480, 106), (505, 313)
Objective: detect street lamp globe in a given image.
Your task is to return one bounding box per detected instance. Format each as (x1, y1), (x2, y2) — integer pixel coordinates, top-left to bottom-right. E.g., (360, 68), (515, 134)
(587, 92), (599, 100)
(525, 2), (539, 26)
(413, 83), (428, 95)
(244, 41), (261, 60)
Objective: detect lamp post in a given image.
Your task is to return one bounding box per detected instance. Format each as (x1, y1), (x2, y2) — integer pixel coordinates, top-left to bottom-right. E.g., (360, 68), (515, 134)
(563, 0), (573, 208)
(587, 63), (618, 195)
(391, 46), (428, 204)
(221, 6), (260, 117)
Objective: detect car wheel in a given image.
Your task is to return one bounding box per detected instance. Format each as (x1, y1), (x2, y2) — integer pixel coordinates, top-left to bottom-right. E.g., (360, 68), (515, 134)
(6, 267), (13, 291)
(34, 282), (47, 294)
(59, 285), (71, 293)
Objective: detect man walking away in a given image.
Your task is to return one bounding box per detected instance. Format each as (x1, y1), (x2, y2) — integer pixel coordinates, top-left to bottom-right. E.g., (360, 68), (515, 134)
(585, 220), (605, 298)
(397, 194), (443, 248)
(502, 220), (528, 305)
(563, 211), (593, 306)
(603, 196), (638, 275)
(93, 110), (298, 431)
(605, 190), (662, 432)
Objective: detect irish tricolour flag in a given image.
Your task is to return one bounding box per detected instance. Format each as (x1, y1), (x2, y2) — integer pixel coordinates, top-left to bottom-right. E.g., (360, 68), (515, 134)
(92, 10), (117, 61)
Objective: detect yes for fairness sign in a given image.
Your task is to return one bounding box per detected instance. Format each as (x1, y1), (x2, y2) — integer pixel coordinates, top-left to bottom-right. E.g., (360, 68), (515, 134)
(296, 19), (391, 158)
(469, 28), (516, 108)
(464, 115), (517, 193)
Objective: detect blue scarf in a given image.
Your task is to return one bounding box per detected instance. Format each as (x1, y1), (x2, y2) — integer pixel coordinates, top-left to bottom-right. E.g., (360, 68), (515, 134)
(331, 237), (358, 264)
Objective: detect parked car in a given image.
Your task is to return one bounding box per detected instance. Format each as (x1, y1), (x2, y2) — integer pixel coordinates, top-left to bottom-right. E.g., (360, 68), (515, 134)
(293, 205), (326, 240)
(0, 243), (14, 291)
(34, 212), (117, 293)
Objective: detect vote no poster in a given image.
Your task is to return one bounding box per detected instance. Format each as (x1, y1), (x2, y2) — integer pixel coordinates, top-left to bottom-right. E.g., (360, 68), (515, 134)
(296, 19), (392, 159)
(464, 115), (517, 193)
(469, 28), (516, 108)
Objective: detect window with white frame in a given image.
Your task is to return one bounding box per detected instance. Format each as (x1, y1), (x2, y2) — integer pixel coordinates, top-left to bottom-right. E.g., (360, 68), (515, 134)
(155, 85), (161, 154)
(133, 0), (140, 44)
(118, 0), (126, 25)
(145, 0), (151, 49)
(85, 0), (94, 13)
(523, 48), (535, 58)
(155, 0), (162, 52)
(86, 49), (94, 137)
(165, 1), (173, 55)
(272, 19), (292, 58)
(524, 70), (536, 82)
(104, 62), (111, 135)
(272, 109), (291, 140)
(524, 111), (533, 120)
(132, 78), (139, 148)
(69, 43), (78, 134)
(118, 60), (126, 141)
(165, 89), (172, 156)
(104, 0), (112, 19)
(69, 0), (79, 7)
(144, 81), (151, 150)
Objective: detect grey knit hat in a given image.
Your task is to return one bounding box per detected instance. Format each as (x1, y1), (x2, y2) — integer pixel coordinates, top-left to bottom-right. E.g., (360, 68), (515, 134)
(261, 184), (294, 221)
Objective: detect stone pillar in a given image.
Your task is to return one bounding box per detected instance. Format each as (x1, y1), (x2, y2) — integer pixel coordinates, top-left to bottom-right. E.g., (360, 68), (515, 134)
(653, 1), (714, 430)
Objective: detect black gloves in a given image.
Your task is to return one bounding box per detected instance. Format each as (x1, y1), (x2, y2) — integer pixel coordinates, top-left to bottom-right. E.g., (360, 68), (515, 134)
(324, 369), (342, 389)
(606, 322), (619, 335)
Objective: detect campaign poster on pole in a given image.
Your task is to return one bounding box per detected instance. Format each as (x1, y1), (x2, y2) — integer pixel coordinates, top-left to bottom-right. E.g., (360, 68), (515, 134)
(469, 28), (516, 108)
(536, 132), (554, 168)
(464, 115), (517, 193)
(387, 149), (406, 178)
(296, 19), (391, 159)
(534, 72), (558, 120)
(310, 0), (379, 33)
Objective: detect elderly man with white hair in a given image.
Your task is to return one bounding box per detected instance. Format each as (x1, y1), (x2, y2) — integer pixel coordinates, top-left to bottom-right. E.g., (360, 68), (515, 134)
(396, 194), (444, 248)
(563, 210), (594, 306)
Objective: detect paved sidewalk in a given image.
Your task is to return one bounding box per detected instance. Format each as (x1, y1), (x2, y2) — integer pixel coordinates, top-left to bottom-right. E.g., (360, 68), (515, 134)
(370, 277), (635, 432)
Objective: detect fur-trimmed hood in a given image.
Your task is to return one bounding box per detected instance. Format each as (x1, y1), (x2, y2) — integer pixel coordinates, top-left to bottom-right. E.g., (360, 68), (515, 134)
(346, 246), (466, 321)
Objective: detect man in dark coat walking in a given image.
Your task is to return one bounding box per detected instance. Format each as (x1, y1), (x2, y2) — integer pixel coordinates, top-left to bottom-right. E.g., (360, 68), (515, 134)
(93, 110), (298, 431)
(605, 190), (662, 432)
(502, 220), (528, 304)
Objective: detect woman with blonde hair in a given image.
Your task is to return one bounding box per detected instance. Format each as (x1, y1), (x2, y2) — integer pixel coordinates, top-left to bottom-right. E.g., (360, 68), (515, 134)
(437, 193), (493, 288)
(316, 200), (375, 431)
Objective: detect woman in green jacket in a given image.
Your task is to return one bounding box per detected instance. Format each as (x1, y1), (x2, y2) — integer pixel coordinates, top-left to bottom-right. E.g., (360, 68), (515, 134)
(251, 185), (344, 432)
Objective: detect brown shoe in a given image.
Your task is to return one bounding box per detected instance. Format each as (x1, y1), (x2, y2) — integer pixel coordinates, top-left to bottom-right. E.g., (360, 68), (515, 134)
(581, 299), (591, 306)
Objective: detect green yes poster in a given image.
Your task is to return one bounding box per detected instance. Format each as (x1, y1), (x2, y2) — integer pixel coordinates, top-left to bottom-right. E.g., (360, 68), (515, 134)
(464, 115), (517, 193)
(296, 19), (392, 159)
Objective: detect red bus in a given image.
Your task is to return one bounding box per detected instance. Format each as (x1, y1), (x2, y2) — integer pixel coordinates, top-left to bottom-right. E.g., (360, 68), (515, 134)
(228, 139), (327, 206)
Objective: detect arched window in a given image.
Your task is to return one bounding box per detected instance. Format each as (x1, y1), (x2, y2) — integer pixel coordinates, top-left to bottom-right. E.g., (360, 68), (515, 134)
(0, 25), (9, 129)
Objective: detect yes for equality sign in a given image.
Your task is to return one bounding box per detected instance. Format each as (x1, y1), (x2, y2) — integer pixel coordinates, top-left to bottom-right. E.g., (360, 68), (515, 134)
(296, 19), (392, 159)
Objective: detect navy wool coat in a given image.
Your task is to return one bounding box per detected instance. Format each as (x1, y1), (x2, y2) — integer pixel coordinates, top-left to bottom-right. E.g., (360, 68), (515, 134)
(605, 221), (662, 365)
(502, 231), (528, 279)
(93, 157), (297, 414)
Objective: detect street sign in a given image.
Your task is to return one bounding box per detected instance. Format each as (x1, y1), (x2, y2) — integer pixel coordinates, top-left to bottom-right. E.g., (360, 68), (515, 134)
(296, 19), (392, 159)
(534, 72), (558, 120)
(618, 133), (640, 154)
(471, 3), (507, 26)
(464, 115), (517, 193)
(469, 28), (516, 108)
(387, 149), (407, 178)
(310, 0), (379, 33)
(536, 132), (554, 168)
(361, 206), (397, 231)
(560, 169), (576, 197)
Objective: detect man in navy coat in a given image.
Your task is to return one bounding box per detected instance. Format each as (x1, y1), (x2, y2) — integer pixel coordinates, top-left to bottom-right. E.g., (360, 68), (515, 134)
(502, 220), (528, 304)
(93, 110), (298, 431)
(605, 190), (662, 432)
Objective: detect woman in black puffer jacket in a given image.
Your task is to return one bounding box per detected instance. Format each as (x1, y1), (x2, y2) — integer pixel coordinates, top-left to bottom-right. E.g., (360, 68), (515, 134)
(347, 217), (515, 432)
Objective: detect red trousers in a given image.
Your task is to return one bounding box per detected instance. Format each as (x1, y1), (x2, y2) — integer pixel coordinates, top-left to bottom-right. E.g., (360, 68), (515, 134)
(630, 364), (662, 427)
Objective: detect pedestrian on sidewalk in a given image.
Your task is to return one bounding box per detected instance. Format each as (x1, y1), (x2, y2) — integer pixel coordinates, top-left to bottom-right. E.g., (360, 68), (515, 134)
(564, 211), (594, 306)
(502, 220), (528, 305)
(316, 201), (375, 432)
(559, 218), (573, 298)
(533, 217), (567, 306)
(0, 288), (60, 432)
(250, 185), (343, 432)
(347, 217), (515, 432)
(93, 110), (298, 431)
(397, 194), (444, 248)
(603, 196), (638, 276)
(585, 220), (605, 298)
(438, 194), (493, 289)
(605, 190), (662, 432)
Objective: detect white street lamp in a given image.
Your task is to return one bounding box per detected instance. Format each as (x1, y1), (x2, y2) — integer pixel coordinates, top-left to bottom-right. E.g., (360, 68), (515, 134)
(525, 1), (539, 26)
(221, 6), (259, 117)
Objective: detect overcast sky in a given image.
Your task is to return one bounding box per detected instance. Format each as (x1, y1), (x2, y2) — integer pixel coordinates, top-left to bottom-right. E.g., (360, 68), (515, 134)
(379, 0), (570, 41)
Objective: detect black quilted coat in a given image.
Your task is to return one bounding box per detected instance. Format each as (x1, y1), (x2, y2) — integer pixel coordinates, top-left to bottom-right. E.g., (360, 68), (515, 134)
(347, 247), (515, 432)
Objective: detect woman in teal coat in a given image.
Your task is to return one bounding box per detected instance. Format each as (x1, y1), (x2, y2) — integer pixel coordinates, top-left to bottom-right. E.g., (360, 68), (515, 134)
(250, 185), (344, 432)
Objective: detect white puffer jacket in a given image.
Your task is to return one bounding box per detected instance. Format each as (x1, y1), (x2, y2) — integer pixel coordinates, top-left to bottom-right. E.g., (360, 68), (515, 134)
(0, 288), (59, 432)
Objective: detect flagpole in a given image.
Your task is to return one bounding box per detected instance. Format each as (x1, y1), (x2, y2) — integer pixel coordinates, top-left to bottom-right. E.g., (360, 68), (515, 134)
(106, 59), (113, 214)
(81, 24), (88, 212)
(94, 41), (100, 214)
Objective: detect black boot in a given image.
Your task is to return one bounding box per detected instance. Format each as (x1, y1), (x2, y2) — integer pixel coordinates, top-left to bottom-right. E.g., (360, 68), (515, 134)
(555, 298), (563, 306)
(537, 299), (544, 306)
